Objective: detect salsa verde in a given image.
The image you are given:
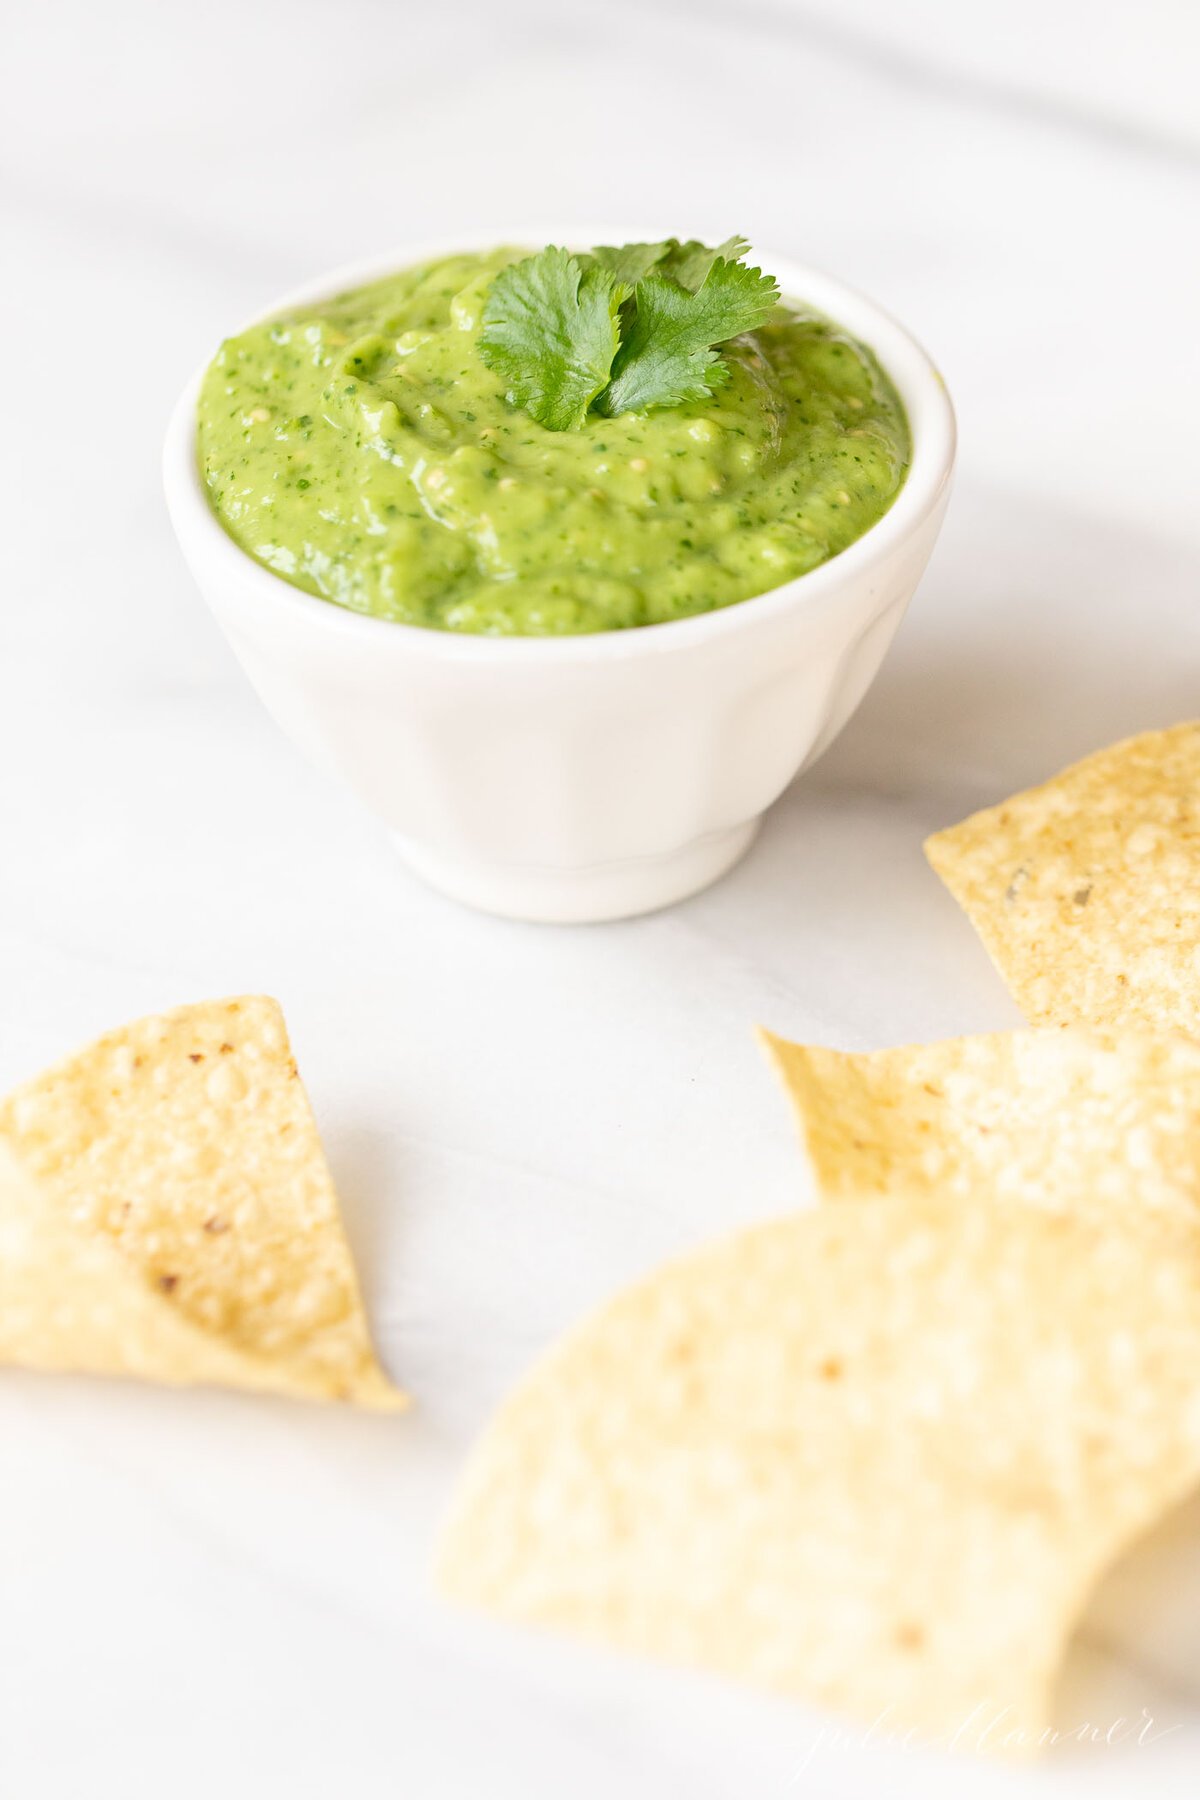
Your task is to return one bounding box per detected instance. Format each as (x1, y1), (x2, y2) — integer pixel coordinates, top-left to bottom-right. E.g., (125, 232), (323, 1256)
(197, 249), (910, 635)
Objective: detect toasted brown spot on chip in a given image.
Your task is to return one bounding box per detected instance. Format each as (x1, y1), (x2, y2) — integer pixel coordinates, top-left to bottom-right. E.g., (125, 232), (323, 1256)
(1004, 867), (1029, 903)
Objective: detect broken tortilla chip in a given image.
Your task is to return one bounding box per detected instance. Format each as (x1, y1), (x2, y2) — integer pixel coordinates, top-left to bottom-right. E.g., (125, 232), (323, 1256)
(0, 997), (403, 1409)
(761, 1025), (1200, 1230)
(438, 1195), (1200, 1749)
(924, 723), (1200, 1035)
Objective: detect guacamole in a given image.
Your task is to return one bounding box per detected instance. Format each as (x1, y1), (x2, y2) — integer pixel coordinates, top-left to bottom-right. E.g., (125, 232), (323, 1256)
(197, 249), (909, 635)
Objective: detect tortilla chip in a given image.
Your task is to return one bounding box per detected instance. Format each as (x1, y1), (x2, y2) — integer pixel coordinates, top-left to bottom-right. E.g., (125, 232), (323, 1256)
(0, 997), (403, 1409)
(439, 1195), (1200, 1749)
(0, 1142), (291, 1389)
(924, 723), (1200, 1034)
(761, 1025), (1200, 1229)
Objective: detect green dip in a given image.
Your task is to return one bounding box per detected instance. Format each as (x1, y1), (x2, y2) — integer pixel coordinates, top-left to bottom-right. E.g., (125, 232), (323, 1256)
(197, 249), (910, 635)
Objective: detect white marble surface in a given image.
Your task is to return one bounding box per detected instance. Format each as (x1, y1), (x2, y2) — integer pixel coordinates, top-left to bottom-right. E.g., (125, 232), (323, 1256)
(3, 2), (1200, 1793)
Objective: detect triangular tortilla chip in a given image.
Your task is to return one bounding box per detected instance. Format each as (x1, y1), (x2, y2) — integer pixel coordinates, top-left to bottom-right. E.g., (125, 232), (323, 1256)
(925, 723), (1200, 1035)
(439, 1194), (1200, 1749)
(0, 997), (403, 1408)
(761, 1025), (1200, 1229)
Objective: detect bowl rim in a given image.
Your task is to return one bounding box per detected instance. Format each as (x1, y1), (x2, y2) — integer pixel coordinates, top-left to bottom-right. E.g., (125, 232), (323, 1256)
(163, 227), (956, 664)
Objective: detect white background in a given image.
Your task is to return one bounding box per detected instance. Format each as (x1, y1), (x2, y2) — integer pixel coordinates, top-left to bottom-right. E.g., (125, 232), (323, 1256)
(2, 2), (1200, 1794)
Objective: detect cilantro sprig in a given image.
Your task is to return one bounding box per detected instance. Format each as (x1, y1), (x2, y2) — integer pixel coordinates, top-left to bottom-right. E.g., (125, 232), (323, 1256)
(473, 245), (625, 434)
(479, 237), (779, 431)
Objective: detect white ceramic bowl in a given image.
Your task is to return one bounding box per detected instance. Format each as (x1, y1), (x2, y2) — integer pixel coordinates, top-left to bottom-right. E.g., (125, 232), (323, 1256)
(164, 232), (955, 922)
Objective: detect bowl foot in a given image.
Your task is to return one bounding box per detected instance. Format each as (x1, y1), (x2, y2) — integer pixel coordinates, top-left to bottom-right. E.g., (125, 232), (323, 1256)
(392, 818), (761, 924)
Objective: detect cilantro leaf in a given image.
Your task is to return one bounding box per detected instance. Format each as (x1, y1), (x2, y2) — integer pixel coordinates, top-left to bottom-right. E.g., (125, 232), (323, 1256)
(587, 241), (674, 287)
(479, 247), (624, 432)
(595, 256), (780, 418)
(586, 236), (751, 293)
(659, 236), (751, 292)
(479, 238), (779, 429)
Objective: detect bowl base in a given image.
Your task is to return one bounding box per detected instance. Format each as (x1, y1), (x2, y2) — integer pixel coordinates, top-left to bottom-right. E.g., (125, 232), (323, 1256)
(393, 818), (761, 924)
